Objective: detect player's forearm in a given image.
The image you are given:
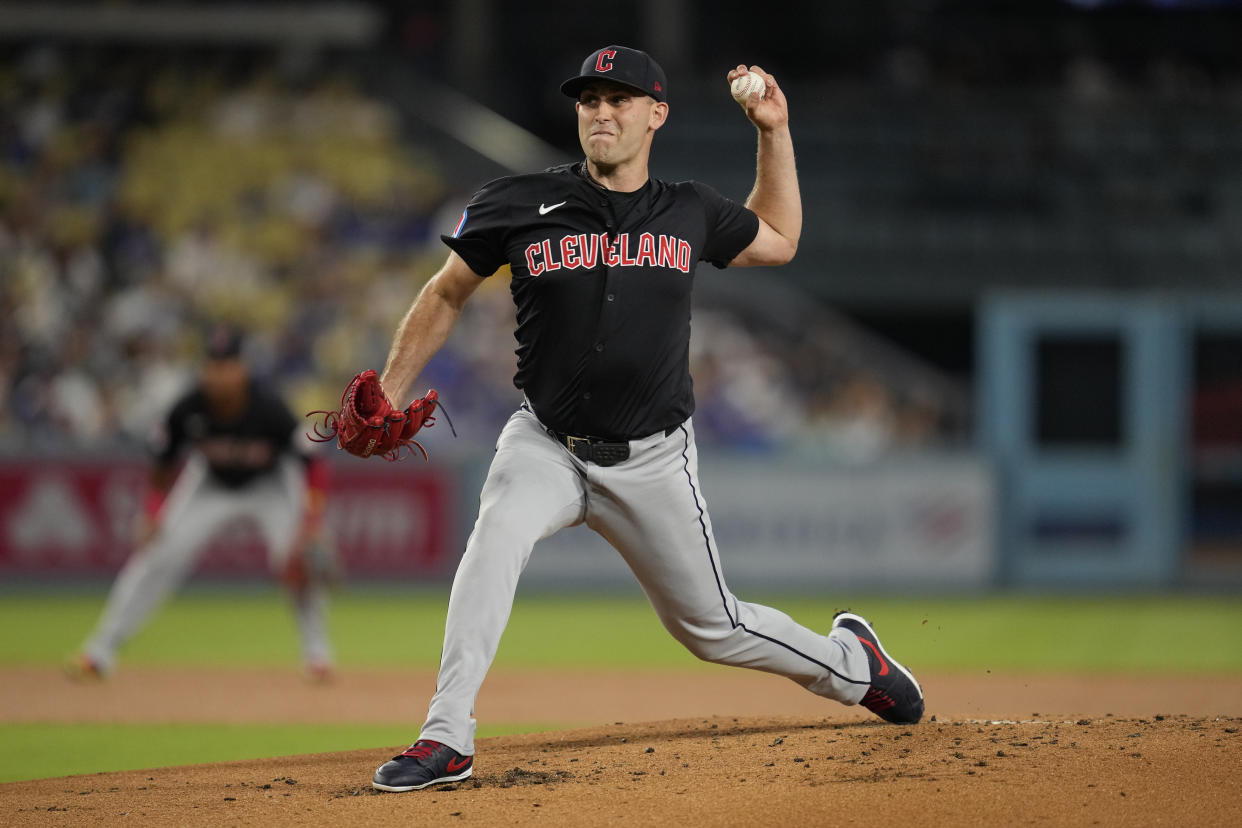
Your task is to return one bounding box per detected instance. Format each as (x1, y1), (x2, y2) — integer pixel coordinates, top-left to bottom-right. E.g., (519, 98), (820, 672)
(148, 463), (177, 495)
(302, 456), (329, 526)
(141, 462), (177, 521)
(380, 277), (464, 407)
(745, 124), (802, 252)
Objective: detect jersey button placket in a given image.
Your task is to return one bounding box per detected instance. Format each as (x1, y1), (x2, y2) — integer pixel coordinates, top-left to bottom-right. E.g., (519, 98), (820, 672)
(583, 191), (616, 427)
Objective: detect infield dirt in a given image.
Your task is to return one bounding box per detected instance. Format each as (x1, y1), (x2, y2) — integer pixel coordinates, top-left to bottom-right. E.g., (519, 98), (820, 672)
(3, 667), (1240, 826)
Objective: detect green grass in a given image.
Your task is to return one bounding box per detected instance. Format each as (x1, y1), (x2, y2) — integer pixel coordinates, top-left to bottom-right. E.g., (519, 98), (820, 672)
(0, 722), (555, 784)
(3, 588), (1241, 674)
(3, 588), (1240, 784)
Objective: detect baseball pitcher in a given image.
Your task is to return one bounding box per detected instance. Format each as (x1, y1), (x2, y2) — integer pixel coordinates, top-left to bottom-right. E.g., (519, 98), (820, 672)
(321, 46), (925, 792)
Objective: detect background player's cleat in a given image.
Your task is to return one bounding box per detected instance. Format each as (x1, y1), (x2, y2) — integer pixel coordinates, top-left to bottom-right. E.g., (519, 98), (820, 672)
(63, 653), (108, 682)
(304, 659), (335, 684)
(831, 611), (924, 724)
(372, 740), (473, 792)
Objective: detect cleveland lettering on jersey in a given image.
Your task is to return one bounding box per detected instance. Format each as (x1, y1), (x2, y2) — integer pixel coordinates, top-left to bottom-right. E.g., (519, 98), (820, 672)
(524, 231), (693, 276)
(441, 162), (758, 439)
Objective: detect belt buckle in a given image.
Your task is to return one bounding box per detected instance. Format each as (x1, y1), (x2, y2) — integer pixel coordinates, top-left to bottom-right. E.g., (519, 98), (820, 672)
(565, 435), (590, 458)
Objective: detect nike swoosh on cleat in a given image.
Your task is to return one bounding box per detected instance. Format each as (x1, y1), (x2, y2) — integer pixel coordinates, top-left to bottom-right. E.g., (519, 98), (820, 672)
(446, 756), (471, 773)
(538, 201), (567, 215)
(857, 637), (890, 677)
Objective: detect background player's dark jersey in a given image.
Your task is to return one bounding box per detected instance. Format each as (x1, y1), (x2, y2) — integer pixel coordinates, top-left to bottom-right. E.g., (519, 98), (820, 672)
(155, 381), (300, 489)
(443, 161), (758, 441)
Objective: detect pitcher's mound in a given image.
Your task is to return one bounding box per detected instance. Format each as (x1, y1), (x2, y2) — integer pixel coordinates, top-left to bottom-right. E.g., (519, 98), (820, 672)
(4, 713), (1238, 827)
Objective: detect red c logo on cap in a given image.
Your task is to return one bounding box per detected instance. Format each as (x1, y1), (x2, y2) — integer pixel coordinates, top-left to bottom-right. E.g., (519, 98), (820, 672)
(595, 50), (617, 73)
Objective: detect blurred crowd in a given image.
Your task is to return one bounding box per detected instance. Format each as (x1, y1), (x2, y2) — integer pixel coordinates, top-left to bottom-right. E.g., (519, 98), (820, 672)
(0, 45), (451, 452)
(0, 44), (962, 459)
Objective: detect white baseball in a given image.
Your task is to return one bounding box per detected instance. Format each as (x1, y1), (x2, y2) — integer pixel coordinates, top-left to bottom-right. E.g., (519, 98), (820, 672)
(730, 71), (766, 103)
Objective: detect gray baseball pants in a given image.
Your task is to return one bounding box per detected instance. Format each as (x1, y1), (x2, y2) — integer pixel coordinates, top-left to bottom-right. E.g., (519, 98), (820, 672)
(82, 454), (331, 672)
(419, 407), (870, 755)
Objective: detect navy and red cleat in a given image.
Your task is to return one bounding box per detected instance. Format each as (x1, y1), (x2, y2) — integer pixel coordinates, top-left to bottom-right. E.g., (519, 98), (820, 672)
(372, 740), (474, 792)
(64, 653), (108, 682)
(832, 611), (925, 725)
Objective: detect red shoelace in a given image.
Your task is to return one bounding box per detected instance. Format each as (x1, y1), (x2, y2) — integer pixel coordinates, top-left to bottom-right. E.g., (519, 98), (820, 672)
(400, 741), (442, 760)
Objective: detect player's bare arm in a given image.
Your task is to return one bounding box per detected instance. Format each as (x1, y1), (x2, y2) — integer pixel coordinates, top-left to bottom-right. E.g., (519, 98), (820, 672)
(727, 64), (802, 267)
(379, 251), (485, 407)
(133, 460), (177, 547)
(148, 461), (177, 495)
(142, 460), (177, 518)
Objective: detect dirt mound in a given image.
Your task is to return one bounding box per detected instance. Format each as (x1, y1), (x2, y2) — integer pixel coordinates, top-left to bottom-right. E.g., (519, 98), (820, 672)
(5, 667), (1241, 825)
(4, 714), (1239, 827)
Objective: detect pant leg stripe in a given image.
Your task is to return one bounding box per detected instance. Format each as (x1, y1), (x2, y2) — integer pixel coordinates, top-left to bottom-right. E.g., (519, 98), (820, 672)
(676, 425), (867, 687)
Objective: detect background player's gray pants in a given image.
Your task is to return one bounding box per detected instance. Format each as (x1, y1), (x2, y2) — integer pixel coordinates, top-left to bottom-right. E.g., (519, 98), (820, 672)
(82, 455), (331, 672)
(419, 408), (871, 756)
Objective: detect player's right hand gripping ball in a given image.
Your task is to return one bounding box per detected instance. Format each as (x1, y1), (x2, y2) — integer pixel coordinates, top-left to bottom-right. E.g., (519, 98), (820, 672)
(307, 370), (442, 461)
(730, 71), (766, 103)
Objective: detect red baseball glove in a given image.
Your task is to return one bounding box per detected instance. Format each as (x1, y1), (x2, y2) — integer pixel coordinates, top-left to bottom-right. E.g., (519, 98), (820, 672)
(307, 370), (444, 461)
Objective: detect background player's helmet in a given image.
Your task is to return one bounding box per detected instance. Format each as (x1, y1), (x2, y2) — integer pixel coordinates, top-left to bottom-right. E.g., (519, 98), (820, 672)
(205, 325), (244, 362)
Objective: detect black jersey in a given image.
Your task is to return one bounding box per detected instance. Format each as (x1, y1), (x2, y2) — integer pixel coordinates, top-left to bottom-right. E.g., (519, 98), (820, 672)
(443, 161), (759, 441)
(155, 380), (300, 489)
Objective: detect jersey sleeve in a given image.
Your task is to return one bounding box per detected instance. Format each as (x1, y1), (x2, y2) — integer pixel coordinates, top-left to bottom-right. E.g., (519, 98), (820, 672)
(440, 178), (512, 277)
(253, 385), (315, 463)
(692, 182), (760, 269)
(269, 391), (301, 454)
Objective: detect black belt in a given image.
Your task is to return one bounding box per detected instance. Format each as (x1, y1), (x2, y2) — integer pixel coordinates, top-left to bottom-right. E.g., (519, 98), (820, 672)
(544, 424), (680, 467)
(523, 403), (676, 467)
(547, 430), (632, 466)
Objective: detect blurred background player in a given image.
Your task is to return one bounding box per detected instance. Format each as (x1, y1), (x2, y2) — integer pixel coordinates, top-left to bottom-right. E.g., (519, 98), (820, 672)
(68, 326), (336, 681)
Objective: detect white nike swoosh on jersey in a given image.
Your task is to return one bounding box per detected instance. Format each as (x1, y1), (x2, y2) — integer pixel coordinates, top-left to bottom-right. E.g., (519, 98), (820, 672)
(538, 201), (567, 215)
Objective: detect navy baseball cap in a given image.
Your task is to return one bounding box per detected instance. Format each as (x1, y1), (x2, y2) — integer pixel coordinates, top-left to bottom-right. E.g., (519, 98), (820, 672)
(205, 325), (244, 361)
(561, 45), (667, 102)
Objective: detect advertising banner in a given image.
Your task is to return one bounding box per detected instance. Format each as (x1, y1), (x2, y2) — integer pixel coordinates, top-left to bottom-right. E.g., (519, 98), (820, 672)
(521, 456), (996, 590)
(0, 458), (454, 578)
